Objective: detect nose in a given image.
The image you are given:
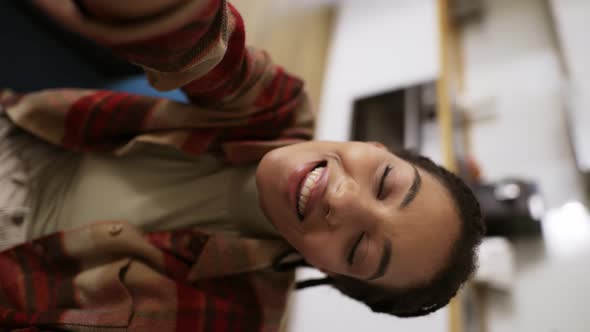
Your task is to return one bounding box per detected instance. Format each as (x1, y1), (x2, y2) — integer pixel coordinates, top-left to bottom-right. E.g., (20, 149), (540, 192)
(325, 177), (368, 228)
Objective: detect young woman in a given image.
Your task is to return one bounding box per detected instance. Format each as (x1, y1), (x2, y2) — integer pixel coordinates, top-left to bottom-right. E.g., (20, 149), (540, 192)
(0, 0), (485, 330)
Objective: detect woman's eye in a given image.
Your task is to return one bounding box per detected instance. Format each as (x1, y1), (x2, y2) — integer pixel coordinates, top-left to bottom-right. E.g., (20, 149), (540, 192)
(355, 236), (369, 266)
(377, 165), (393, 199)
(347, 232), (366, 266)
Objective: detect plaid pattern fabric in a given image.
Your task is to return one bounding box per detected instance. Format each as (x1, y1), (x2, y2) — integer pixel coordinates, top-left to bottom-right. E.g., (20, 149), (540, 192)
(0, 1), (312, 330)
(3, 0), (313, 165)
(0, 221), (294, 332)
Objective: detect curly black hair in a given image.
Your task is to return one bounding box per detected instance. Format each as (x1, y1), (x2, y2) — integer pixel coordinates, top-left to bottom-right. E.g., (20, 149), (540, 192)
(282, 150), (485, 318)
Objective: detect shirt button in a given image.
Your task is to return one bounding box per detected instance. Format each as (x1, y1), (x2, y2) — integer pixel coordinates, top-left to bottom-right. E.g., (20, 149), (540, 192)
(11, 215), (24, 226)
(108, 224), (123, 236)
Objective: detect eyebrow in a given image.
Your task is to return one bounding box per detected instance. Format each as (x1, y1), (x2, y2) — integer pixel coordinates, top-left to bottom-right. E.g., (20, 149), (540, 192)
(364, 166), (422, 281)
(399, 166), (422, 209)
(366, 237), (392, 281)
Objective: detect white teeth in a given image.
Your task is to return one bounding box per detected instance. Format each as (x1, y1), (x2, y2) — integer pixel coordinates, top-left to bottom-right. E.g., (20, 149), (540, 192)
(298, 166), (325, 217)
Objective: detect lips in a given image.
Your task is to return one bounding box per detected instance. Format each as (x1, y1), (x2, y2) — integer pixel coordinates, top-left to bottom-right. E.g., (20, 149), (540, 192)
(288, 160), (328, 221)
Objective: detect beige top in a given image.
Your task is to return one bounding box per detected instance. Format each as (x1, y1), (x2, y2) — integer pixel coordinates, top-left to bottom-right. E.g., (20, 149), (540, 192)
(27, 145), (279, 240)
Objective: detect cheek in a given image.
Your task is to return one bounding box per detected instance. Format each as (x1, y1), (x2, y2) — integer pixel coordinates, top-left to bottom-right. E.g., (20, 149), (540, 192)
(396, 213), (459, 280)
(341, 142), (385, 165)
(297, 231), (342, 270)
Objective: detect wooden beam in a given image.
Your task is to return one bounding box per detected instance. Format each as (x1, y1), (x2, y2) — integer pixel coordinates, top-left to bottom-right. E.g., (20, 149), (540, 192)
(437, 0), (462, 332)
(437, 0), (458, 173)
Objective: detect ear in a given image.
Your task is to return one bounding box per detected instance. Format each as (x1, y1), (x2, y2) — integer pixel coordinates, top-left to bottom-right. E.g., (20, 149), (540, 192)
(368, 141), (388, 151)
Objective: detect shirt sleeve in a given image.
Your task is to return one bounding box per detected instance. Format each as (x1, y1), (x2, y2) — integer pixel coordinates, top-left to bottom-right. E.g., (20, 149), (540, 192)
(8, 0), (314, 163)
(34, 0), (314, 131)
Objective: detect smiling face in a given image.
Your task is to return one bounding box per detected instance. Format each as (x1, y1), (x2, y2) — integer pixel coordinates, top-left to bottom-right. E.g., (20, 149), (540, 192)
(256, 141), (461, 289)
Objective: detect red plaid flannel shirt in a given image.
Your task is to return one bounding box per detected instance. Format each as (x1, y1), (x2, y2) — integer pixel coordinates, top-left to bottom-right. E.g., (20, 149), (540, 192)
(0, 0), (313, 330)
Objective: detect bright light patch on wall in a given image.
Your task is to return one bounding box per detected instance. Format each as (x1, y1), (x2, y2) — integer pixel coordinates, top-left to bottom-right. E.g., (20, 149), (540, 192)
(527, 194), (545, 221)
(542, 201), (590, 259)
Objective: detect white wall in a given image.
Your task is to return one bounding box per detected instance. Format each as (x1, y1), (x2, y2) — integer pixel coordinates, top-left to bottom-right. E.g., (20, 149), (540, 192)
(549, 0), (590, 172)
(288, 272), (448, 332)
(463, 0), (584, 208)
(462, 0), (590, 331)
(289, 1), (446, 331)
(549, 0), (590, 89)
(315, 0), (439, 141)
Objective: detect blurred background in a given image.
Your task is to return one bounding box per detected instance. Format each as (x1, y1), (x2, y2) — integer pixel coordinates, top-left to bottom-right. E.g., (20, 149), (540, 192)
(233, 1), (590, 331)
(1, 0), (589, 331)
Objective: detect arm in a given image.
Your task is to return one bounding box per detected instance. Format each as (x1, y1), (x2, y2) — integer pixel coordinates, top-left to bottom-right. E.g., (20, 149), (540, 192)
(35, 0), (251, 91)
(13, 0), (313, 163)
(36, 0), (311, 109)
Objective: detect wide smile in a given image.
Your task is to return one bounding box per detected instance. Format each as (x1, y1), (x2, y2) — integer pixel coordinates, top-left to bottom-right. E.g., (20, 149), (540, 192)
(288, 160), (329, 221)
